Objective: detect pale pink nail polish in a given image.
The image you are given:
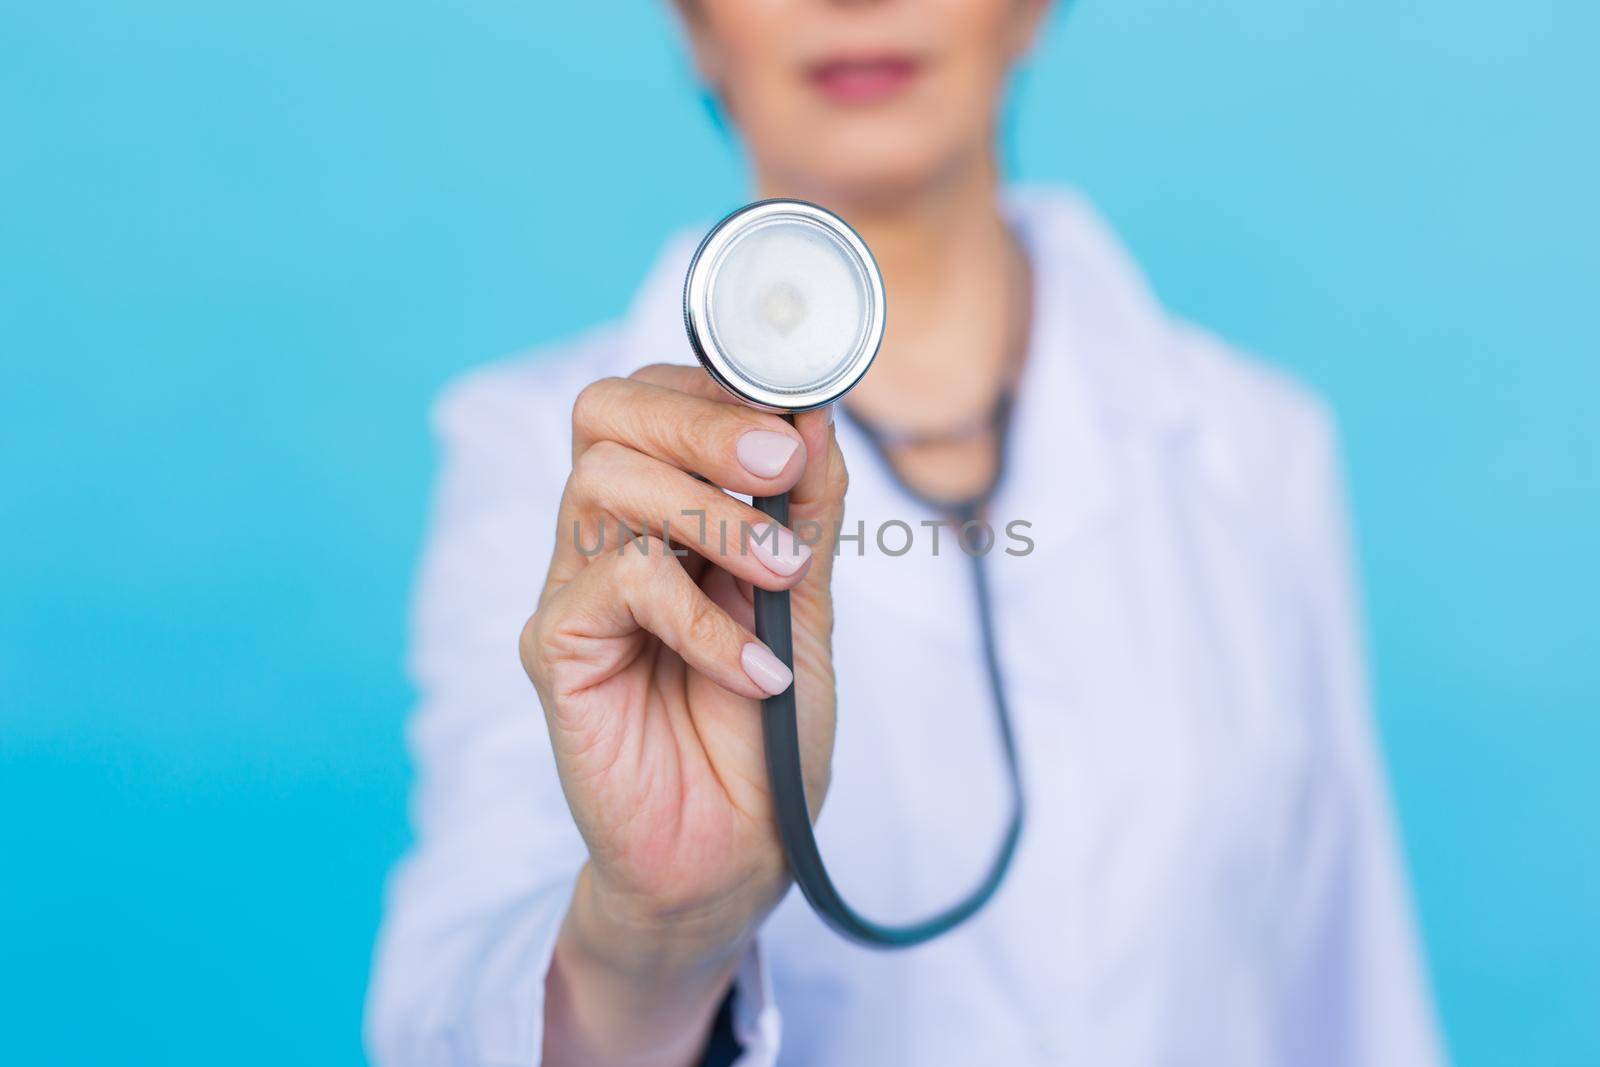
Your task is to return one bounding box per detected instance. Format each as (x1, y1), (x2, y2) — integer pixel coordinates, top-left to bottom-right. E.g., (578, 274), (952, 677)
(746, 521), (813, 576)
(742, 642), (793, 696)
(737, 430), (800, 478)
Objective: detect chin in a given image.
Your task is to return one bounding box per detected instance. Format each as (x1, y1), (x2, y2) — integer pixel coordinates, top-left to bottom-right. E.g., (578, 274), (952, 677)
(764, 123), (973, 211)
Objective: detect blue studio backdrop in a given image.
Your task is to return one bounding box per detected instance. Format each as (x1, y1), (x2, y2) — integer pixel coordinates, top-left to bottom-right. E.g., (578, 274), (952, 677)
(2, 2), (1595, 1064)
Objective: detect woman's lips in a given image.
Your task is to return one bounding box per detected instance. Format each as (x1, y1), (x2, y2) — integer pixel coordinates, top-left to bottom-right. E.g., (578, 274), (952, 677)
(806, 56), (921, 104)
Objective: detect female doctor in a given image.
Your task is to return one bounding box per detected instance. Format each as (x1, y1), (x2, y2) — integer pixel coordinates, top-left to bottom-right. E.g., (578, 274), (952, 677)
(367, 2), (1442, 1065)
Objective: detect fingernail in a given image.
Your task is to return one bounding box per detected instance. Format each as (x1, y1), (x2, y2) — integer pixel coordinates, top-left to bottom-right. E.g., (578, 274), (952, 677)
(742, 642), (793, 696)
(746, 522), (813, 576)
(825, 404), (835, 426)
(737, 430), (800, 478)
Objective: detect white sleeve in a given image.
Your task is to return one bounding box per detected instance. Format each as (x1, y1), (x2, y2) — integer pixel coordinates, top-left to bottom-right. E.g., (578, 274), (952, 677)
(1270, 409), (1446, 1066)
(363, 363), (781, 1067)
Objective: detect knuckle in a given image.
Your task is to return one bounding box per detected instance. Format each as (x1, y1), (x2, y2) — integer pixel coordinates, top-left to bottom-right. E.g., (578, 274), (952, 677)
(518, 611), (550, 678)
(627, 362), (669, 382)
(566, 452), (598, 499)
(683, 597), (726, 650)
(825, 449), (850, 498)
(612, 535), (668, 580)
(571, 376), (622, 433)
(638, 398), (683, 453)
(583, 437), (630, 469)
(570, 439), (631, 505)
(557, 467), (582, 509)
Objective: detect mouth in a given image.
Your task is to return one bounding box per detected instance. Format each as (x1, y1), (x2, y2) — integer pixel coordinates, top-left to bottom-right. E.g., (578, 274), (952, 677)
(805, 55), (922, 105)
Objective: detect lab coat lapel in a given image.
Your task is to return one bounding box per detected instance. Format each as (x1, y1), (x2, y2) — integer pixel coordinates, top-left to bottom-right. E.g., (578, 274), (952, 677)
(995, 188), (1197, 558)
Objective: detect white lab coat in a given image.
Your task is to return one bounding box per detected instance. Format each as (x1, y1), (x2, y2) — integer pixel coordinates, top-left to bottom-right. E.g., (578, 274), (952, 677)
(366, 188), (1443, 1066)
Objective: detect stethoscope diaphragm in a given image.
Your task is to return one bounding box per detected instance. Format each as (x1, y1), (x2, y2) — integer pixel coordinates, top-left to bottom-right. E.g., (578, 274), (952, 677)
(684, 199), (885, 412)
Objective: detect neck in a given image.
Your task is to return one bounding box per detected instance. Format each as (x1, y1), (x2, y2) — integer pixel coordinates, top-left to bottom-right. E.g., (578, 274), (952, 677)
(755, 152), (1026, 433)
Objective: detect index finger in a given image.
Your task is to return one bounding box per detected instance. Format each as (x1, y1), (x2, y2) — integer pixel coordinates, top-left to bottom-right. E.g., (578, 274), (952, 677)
(628, 362), (741, 405)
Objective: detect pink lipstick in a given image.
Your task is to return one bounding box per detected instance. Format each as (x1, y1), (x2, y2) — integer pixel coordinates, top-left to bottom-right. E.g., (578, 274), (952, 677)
(807, 56), (921, 105)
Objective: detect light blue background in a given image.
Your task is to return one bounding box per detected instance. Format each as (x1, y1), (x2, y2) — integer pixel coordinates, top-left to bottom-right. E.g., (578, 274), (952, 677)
(3, 2), (1595, 1064)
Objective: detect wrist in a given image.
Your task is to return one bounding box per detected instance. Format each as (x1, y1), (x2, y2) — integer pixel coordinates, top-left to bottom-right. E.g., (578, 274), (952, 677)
(573, 863), (766, 975)
(543, 866), (751, 1067)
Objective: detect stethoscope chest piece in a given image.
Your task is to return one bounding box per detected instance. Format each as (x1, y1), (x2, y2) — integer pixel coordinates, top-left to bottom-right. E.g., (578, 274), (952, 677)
(684, 199), (884, 413)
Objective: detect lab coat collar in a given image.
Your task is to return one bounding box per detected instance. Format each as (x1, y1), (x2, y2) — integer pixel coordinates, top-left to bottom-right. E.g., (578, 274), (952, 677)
(1004, 186), (1197, 437)
(998, 187), (1202, 551)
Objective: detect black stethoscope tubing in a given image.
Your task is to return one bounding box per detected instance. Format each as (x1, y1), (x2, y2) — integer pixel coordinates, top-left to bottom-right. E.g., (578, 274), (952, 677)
(750, 398), (1026, 948)
(683, 196), (1027, 948)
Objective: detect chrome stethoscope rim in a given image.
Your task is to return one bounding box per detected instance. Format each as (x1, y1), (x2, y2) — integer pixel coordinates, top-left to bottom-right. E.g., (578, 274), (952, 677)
(683, 198), (886, 413)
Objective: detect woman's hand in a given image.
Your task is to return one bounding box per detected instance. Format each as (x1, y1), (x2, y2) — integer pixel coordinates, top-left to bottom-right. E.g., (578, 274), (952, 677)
(521, 364), (847, 1066)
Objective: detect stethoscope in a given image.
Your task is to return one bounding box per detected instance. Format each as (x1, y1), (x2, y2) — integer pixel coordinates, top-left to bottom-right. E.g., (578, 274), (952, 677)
(682, 199), (1025, 949)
